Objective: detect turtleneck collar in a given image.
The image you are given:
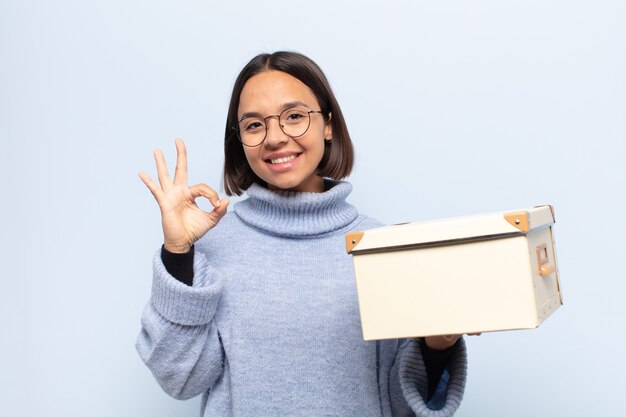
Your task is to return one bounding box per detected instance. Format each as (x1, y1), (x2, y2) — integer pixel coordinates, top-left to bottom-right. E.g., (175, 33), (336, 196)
(233, 180), (359, 238)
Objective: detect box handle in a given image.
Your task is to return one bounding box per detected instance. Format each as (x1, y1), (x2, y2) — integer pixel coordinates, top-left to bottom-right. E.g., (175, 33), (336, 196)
(536, 243), (555, 276)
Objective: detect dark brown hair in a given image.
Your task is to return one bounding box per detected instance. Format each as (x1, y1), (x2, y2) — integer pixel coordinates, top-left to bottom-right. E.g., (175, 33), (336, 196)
(223, 51), (354, 196)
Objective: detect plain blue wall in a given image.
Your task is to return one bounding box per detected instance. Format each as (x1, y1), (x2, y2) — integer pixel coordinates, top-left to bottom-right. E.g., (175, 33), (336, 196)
(2, 1), (625, 416)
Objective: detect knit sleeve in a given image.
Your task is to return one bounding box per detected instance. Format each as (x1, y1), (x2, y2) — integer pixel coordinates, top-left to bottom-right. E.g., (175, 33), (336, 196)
(135, 248), (225, 400)
(387, 338), (467, 417)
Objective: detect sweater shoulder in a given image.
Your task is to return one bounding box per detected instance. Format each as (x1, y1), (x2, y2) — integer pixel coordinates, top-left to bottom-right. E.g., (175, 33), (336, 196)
(351, 214), (385, 231)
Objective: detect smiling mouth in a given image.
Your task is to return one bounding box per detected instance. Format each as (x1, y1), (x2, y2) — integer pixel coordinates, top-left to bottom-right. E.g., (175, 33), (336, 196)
(268, 155), (298, 164)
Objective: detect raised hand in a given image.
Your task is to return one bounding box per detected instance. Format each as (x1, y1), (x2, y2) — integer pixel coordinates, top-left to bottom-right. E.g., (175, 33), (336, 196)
(139, 139), (229, 253)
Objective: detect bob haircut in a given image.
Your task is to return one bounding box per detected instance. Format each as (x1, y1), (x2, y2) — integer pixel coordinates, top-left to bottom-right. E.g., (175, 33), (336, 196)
(223, 51), (354, 196)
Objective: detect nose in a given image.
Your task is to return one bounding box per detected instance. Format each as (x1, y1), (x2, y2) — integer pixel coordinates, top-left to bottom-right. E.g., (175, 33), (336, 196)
(264, 116), (289, 147)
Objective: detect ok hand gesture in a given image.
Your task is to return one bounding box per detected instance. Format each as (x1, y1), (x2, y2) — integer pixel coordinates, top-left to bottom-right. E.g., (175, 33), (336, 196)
(139, 139), (229, 253)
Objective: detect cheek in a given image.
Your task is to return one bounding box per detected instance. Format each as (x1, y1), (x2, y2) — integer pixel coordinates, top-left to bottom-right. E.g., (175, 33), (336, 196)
(313, 126), (328, 154)
(307, 124), (326, 145)
(242, 148), (266, 178)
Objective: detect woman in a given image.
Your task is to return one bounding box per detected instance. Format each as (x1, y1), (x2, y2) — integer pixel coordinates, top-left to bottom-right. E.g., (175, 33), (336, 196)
(137, 51), (467, 417)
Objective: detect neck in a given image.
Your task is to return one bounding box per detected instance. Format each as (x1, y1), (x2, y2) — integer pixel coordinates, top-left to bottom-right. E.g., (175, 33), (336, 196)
(267, 175), (325, 193)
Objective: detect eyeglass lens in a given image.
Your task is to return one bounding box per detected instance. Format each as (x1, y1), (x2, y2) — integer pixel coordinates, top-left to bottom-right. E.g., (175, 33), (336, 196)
(238, 108), (314, 147)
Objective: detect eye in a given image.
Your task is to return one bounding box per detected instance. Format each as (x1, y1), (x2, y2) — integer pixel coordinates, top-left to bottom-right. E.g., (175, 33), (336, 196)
(242, 119), (264, 132)
(282, 109), (308, 124)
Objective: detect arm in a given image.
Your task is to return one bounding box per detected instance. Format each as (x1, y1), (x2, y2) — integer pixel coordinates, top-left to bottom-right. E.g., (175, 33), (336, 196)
(421, 341), (460, 402)
(160, 244), (195, 286)
(136, 139), (230, 399)
(136, 248), (224, 399)
(384, 337), (467, 417)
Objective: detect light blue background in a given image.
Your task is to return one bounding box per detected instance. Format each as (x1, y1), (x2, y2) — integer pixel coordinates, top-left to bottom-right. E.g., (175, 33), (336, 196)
(2, 1), (625, 416)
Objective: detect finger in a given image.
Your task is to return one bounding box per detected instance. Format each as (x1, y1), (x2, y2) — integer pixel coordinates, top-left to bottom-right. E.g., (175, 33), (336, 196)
(189, 184), (230, 221)
(173, 138), (188, 186)
(153, 149), (173, 191)
(138, 171), (164, 203)
(189, 183), (221, 207)
(207, 198), (229, 225)
(213, 198), (230, 218)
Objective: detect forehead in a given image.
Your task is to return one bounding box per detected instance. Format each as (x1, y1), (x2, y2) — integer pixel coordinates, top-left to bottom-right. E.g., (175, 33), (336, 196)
(238, 71), (319, 116)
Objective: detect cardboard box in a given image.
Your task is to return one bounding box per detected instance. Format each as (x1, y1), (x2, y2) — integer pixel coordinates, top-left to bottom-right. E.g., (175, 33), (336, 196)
(346, 205), (562, 340)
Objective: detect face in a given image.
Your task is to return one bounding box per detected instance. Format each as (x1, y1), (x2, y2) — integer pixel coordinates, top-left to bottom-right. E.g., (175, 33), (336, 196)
(237, 70), (332, 193)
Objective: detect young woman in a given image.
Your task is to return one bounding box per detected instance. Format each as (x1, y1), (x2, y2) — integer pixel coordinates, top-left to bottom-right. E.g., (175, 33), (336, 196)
(137, 51), (467, 417)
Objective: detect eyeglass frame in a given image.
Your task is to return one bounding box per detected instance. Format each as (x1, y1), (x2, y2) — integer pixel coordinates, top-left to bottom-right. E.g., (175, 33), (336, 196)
(234, 108), (325, 147)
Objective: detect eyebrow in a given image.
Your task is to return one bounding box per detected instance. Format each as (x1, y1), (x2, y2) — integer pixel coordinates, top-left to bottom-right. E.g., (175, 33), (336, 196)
(238, 101), (312, 121)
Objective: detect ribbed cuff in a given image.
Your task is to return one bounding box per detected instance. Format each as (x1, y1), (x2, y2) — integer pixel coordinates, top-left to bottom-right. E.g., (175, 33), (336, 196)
(399, 338), (467, 417)
(151, 248), (223, 326)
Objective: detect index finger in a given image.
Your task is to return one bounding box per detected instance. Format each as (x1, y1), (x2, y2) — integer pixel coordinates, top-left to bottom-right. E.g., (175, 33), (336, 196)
(138, 171), (164, 204)
(173, 138), (188, 186)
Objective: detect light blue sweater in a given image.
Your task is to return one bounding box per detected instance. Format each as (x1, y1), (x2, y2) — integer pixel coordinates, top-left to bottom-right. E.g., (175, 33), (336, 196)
(136, 180), (467, 416)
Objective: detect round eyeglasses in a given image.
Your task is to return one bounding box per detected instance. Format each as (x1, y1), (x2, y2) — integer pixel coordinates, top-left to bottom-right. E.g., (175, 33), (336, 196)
(235, 107), (324, 147)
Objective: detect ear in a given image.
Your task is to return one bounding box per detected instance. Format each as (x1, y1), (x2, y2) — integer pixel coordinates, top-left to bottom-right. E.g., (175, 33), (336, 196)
(324, 112), (333, 140)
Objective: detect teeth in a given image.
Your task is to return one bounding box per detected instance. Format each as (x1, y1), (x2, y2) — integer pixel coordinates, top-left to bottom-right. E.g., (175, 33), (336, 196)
(270, 155), (296, 164)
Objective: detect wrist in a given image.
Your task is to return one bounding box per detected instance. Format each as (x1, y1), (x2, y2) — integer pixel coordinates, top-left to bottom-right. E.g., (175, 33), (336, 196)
(163, 241), (192, 254)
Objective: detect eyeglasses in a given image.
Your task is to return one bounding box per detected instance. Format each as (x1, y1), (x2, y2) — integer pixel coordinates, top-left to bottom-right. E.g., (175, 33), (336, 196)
(235, 107), (324, 147)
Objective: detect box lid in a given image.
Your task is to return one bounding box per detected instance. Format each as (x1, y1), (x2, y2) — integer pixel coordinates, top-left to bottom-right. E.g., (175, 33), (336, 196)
(347, 205), (555, 254)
